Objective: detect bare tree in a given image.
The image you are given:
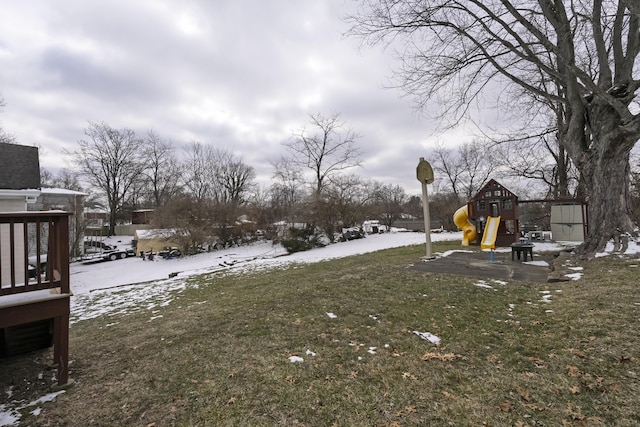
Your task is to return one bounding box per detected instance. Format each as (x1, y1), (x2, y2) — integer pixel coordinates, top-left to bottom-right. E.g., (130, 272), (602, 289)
(183, 141), (214, 203)
(183, 143), (255, 206)
(70, 122), (148, 235)
(430, 141), (494, 203)
(142, 130), (183, 207)
(284, 113), (363, 196)
(373, 182), (407, 229)
(0, 96), (16, 144)
(348, 0), (640, 255)
(211, 149), (256, 205)
(41, 168), (84, 191)
(270, 156), (306, 223)
(494, 131), (580, 199)
(325, 174), (374, 229)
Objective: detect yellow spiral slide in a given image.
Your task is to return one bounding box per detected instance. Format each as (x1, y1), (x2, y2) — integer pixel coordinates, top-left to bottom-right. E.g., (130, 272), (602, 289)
(453, 205), (476, 246)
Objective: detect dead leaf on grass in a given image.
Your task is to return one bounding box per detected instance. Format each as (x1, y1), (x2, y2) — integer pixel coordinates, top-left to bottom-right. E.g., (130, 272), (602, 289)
(486, 353), (500, 363)
(499, 401), (513, 412)
(515, 385), (530, 402)
(570, 348), (586, 358)
(405, 406), (417, 413)
(402, 372), (418, 380)
(522, 402), (546, 411)
(389, 347), (403, 357)
(569, 385), (581, 394)
(227, 396), (237, 405)
(528, 356), (546, 368)
(422, 352), (460, 362)
(608, 383), (621, 392)
(566, 365), (581, 377)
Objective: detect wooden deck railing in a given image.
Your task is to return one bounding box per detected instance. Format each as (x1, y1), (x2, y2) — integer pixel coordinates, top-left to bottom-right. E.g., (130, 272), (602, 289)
(0, 211), (72, 387)
(0, 211), (70, 295)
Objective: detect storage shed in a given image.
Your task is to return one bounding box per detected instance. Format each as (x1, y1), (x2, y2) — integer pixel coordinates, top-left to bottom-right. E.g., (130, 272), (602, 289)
(134, 229), (181, 255)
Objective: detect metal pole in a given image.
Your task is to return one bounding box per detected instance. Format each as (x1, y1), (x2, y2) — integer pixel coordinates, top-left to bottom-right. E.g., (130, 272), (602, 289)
(422, 180), (432, 259)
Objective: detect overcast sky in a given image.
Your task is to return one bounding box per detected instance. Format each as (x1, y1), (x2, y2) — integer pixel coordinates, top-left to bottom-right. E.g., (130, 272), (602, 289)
(0, 0), (481, 195)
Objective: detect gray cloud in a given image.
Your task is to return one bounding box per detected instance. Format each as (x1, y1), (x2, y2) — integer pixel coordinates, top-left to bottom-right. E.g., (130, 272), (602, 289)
(0, 0), (469, 195)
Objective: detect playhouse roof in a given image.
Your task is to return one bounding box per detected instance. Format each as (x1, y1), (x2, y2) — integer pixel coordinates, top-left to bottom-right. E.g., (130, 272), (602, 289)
(473, 179), (517, 201)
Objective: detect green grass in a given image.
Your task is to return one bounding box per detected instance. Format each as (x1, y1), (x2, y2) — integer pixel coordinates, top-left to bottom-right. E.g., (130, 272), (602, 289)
(4, 242), (640, 426)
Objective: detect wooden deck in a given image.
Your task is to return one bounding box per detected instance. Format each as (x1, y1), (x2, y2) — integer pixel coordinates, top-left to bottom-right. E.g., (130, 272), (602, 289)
(0, 211), (72, 387)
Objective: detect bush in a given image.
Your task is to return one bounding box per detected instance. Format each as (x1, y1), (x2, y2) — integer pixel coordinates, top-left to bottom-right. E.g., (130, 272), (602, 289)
(281, 225), (325, 254)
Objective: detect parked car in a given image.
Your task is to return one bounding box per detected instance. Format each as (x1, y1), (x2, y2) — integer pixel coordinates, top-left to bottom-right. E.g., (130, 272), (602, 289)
(341, 227), (365, 241)
(158, 247), (182, 259)
(83, 240), (135, 261)
(27, 254), (48, 278)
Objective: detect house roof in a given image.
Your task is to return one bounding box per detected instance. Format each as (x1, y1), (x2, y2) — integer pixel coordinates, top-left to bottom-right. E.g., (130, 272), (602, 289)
(135, 228), (176, 240)
(40, 187), (88, 196)
(0, 143), (41, 190)
(473, 179), (517, 201)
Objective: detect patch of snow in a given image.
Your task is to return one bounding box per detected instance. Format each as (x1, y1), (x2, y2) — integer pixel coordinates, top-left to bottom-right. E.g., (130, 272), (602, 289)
(413, 330), (441, 345)
(473, 280), (494, 289)
(525, 260), (550, 267)
(595, 239), (640, 257)
(540, 294), (553, 303)
(0, 391), (65, 426)
(325, 312), (338, 319)
(565, 272), (583, 281)
(288, 356), (304, 363)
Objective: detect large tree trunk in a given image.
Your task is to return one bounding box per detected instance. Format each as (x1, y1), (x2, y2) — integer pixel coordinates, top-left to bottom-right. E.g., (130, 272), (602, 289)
(574, 102), (637, 256)
(578, 145), (634, 255)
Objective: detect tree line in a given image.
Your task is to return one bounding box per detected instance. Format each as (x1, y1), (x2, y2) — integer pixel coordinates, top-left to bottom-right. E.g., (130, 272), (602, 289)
(4, 94), (639, 256)
(36, 115), (422, 253)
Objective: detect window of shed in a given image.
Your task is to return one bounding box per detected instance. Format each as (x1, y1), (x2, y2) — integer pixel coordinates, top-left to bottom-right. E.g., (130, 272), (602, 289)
(502, 199), (513, 210)
(494, 190), (502, 196)
(478, 200), (486, 211)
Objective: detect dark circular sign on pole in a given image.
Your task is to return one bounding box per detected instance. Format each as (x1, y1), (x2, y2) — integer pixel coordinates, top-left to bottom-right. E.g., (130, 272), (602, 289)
(416, 157), (435, 184)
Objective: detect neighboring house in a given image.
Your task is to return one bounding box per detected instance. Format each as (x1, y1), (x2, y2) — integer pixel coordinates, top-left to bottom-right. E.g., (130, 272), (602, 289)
(134, 228), (181, 255)
(132, 209), (154, 224)
(0, 143), (41, 284)
(0, 143), (41, 212)
(30, 188), (87, 259)
(85, 205), (109, 236)
(114, 209), (154, 237)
